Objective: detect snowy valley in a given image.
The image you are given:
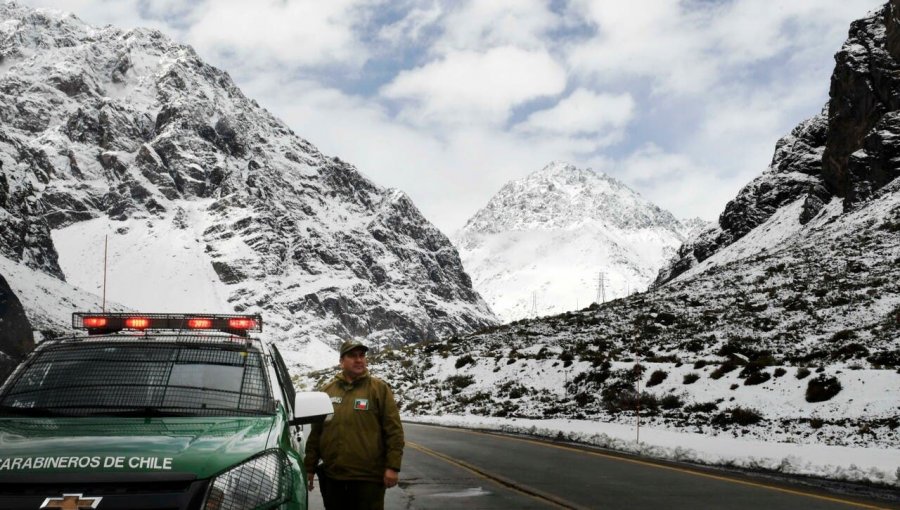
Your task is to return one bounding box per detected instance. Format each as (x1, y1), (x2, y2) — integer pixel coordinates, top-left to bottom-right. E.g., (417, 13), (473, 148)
(0, 0), (898, 492)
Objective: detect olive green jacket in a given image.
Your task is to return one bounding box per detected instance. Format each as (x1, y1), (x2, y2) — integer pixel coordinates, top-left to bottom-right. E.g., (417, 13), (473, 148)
(304, 371), (404, 482)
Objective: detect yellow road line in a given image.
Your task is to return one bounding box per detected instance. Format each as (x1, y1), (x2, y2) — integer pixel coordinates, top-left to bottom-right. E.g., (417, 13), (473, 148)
(406, 440), (587, 510)
(415, 424), (894, 510)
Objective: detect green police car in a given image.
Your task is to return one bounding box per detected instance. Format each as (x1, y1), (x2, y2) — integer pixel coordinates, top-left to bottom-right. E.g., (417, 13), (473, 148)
(0, 312), (332, 510)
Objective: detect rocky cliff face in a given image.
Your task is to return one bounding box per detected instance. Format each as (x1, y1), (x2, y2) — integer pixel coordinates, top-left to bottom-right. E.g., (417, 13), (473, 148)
(456, 162), (699, 321)
(0, 3), (496, 363)
(0, 272), (33, 380)
(656, 1), (900, 285)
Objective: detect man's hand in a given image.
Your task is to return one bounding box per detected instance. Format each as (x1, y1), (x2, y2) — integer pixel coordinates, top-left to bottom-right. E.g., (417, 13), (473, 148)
(307, 472), (315, 491)
(384, 468), (399, 488)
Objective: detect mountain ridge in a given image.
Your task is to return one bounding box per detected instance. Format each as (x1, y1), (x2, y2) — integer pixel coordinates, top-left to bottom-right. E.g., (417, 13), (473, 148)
(655, 0), (900, 286)
(0, 2), (497, 369)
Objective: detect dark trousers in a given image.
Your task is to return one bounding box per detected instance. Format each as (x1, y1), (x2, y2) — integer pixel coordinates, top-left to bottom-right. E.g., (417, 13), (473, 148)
(319, 472), (386, 510)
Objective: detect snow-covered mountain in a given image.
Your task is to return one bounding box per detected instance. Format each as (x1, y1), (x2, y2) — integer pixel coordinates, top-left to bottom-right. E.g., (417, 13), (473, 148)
(655, 1), (900, 287)
(0, 3), (496, 370)
(455, 162), (702, 322)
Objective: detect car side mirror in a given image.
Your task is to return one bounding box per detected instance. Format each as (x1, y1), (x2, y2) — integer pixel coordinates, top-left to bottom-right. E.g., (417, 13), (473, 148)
(290, 391), (333, 426)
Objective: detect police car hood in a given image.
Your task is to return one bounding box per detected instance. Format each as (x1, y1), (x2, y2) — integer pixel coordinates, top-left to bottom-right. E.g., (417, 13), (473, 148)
(0, 416), (277, 479)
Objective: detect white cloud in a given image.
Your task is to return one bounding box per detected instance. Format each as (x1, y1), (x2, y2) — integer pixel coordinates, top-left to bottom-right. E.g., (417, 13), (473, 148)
(377, 1), (443, 46)
(242, 72), (610, 232)
(381, 46), (567, 126)
(14, 0), (889, 231)
(516, 88), (634, 137)
(566, 0), (718, 95)
(566, 0), (883, 95)
(434, 0), (561, 53)
(614, 145), (744, 221)
(183, 0), (377, 71)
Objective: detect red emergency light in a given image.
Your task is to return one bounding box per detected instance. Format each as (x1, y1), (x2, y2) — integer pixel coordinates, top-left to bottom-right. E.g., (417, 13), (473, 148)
(187, 318), (214, 329)
(82, 316), (108, 328)
(124, 317), (151, 329)
(228, 318), (257, 330)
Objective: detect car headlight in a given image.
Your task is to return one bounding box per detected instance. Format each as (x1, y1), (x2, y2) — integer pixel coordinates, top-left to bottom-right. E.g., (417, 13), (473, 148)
(204, 450), (290, 510)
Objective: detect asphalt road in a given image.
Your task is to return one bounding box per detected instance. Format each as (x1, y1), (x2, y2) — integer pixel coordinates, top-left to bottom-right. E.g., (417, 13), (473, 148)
(308, 423), (898, 510)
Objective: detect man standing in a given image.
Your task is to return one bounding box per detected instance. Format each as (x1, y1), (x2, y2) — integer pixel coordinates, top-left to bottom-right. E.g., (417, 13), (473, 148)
(305, 340), (404, 510)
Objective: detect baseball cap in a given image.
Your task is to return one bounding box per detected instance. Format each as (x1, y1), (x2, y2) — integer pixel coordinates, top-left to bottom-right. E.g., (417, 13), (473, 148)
(339, 340), (369, 357)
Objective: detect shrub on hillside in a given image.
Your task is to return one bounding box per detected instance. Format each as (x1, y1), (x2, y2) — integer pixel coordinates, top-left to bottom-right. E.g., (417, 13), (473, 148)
(685, 401), (718, 413)
(773, 367), (786, 378)
(744, 370), (771, 386)
(796, 367), (811, 379)
(867, 349), (900, 368)
(446, 375), (474, 393)
(601, 380), (637, 413)
(831, 329), (857, 342)
(835, 343), (869, 360)
(683, 372), (700, 384)
(508, 385), (526, 399)
(566, 368), (612, 394)
(743, 352), (776, 373)
(805, 375), (842, 402)
(637, 392), (660, 413)
(574, 392), (593, 407)
(683, 338), (706, 353)
(712, 406), (763, 426)
(455, 354), (475, 369)
(646, 370), (668, 387)
(660, 394), (683, 410)
(710, 360), (740, 379)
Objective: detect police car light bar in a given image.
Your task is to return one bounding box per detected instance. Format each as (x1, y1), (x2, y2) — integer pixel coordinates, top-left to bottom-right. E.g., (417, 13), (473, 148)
(72, 313), (263, 336)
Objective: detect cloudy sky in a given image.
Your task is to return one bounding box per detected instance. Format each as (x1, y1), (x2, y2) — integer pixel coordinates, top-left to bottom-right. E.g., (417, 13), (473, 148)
(21, 0), (885, 233)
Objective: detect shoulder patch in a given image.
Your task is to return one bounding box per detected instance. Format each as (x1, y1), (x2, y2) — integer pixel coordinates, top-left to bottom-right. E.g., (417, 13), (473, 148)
(353, 398), (369, 411)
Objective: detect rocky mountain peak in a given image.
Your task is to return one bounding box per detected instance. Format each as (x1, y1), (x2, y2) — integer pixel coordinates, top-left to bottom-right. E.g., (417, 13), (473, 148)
(462, 162), (683, 236)
(655, 0), (900, 286)
(824, 1), (900, 205)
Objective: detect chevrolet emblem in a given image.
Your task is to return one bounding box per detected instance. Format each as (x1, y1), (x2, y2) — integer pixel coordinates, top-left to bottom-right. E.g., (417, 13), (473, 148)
(40, 493), (102, 510)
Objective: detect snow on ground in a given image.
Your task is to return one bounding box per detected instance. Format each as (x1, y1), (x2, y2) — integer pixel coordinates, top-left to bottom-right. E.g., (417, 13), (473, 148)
(458, 224), (676, 321)
(407, 414), (900, 487)
(282, 339), (338, 381)
(0, 255), (128, 336)
(51, 200), (231, 313)
(675, 196), (843, 284)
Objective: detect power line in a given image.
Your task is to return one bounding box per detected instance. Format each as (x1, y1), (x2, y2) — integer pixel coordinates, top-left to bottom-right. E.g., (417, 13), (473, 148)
(596, 272), (606, 304)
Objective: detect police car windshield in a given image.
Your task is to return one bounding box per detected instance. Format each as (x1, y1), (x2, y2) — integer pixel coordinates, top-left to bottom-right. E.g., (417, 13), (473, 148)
(0, 341), (276, 418)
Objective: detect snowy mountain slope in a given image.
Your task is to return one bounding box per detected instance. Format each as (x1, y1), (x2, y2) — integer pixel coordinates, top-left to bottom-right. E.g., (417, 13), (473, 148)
(657, 1), (900, 285)
(0, 255), (129, 338)
(455, 162), (699, 321)
(50, 201), (232, 313)
(0, 3), (496, 370)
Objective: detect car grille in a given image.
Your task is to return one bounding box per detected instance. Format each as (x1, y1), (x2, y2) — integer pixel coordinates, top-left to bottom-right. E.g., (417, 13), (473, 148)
(0, 472), (208, 510)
